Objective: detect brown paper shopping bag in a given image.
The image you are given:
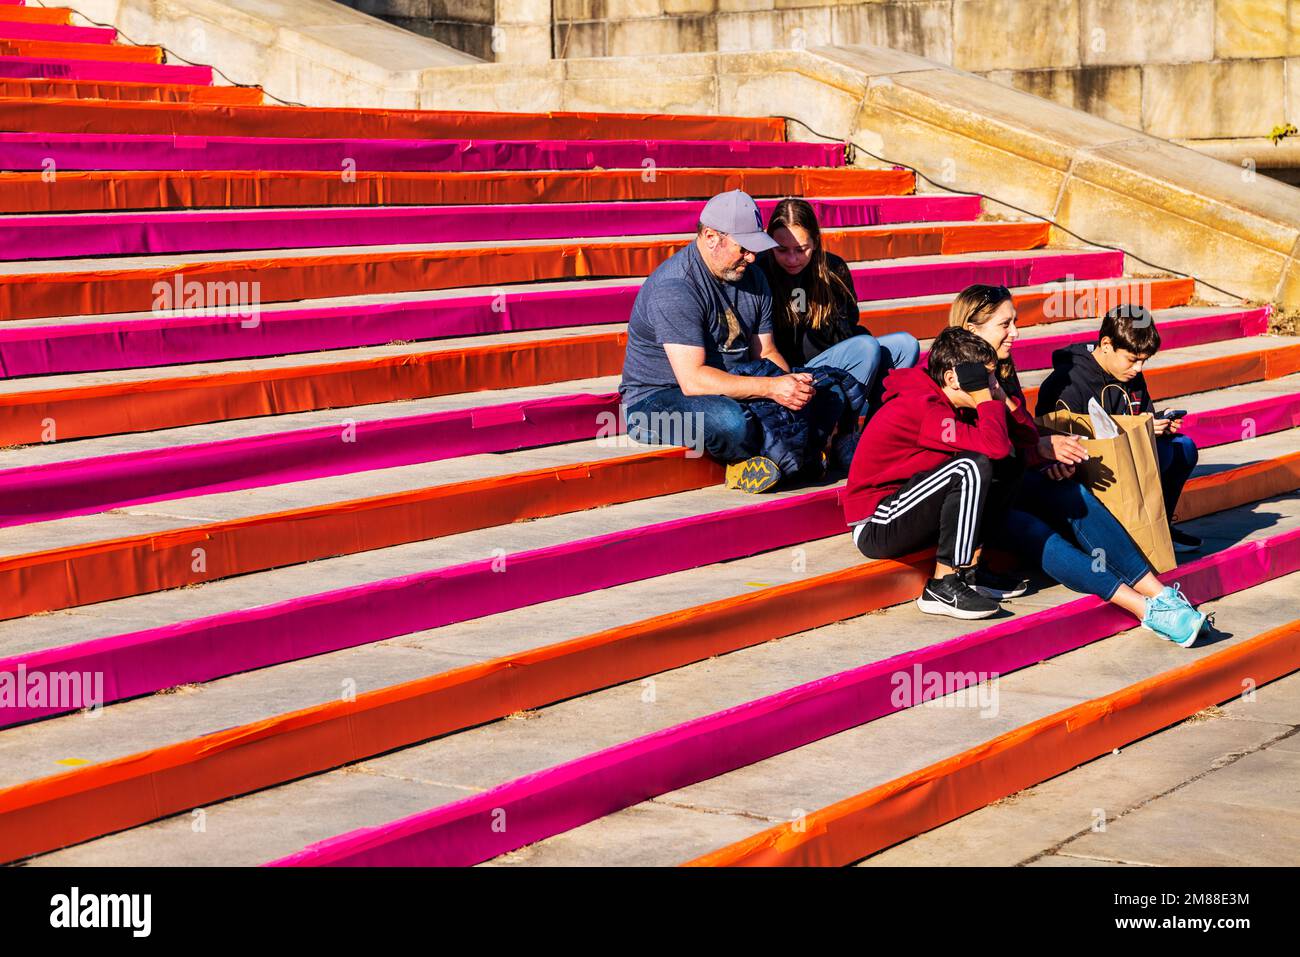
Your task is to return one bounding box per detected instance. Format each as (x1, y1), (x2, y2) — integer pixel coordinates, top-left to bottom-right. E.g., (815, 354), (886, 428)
(1036, 397), (1176, 574)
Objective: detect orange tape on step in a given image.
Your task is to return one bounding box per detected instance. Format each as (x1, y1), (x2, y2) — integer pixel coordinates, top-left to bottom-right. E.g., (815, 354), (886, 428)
(863, 278), (1194, 340)
(0, 167), (913, 214)
(0, 38), (163, 63)
(0, 6), (72, 24)
(0, 550), (932, 864)
(0, 222), (1048, 321)
(0, 331), (627, 445)
(686, 617), (1300, 866)
(0, 446), (720, 620)
(0, 80), (262, 104)
(0, 98), (785, 142)
(1176, 451), (1300, 522)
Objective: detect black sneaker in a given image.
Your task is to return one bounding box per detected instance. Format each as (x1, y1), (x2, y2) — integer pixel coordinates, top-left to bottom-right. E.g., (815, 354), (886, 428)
(916, 572), (1001, 620)
(1170, 525), (1202, 553)
(960, 564), (1030, 600)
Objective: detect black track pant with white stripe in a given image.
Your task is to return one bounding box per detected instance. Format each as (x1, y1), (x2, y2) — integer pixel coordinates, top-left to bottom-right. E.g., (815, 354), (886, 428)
(852, 453), (1008, 569)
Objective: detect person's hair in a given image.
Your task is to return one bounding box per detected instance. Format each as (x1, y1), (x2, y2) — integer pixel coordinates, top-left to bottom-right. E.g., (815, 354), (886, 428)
(1099, 304), (1161, 356)
(948, 284), (1017, 387)
(763, 198), (855, 333)
(926, 327), (998, 387)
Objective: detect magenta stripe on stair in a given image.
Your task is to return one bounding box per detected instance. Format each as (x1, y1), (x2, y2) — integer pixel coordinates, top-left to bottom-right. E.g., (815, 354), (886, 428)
(0, 132), (844, 172)
(0, 57), (212, 85)
(0, 22), (116, 43)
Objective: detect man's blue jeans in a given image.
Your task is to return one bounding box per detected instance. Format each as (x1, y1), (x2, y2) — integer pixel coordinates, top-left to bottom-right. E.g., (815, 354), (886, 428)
(624, 388), (761, 464)
(991, 470), (1153, 601)
(804, 332), (921, 408)
(1157, 433), (1198, 520)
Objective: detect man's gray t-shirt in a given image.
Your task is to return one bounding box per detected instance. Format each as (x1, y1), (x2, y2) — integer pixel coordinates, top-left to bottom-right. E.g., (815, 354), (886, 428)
(619, 240), (774, 409)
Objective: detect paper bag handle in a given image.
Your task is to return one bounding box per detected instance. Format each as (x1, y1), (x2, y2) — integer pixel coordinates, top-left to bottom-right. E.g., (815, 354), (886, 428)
(1100, 383), (1136, 415)
(1054, 399), (1086, 436)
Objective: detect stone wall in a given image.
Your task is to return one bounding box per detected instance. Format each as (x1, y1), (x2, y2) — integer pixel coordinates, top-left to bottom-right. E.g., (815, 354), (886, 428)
(74, 0), (480, 106)
(356, 0), (1300, 148)
(337, 0), (550, 61)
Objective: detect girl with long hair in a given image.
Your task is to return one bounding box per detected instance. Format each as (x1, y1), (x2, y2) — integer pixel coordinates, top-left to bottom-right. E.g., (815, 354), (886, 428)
(759, 198), (920, 406)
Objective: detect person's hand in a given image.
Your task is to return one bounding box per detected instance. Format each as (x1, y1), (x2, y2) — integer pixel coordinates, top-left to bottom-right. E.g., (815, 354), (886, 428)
(1037, 433), (1089, 465)
(1043, 462), (1076, 481)
(1152, 415), (1172, 436)
(768, 372), (815, 411)
(1167, 416), (1183, 434)
(987, 373), (1007, 403)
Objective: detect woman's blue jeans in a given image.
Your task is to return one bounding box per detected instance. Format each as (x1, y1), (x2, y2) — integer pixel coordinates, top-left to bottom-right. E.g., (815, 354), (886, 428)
(990, 469), (1153, 601)
(804, 332), (921, 408)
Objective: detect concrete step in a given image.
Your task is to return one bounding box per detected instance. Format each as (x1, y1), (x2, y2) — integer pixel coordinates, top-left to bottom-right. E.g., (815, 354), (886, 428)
(0, 423), (1292, 817)
(19, 492), (1297, 866)
(858, 669), (1300, 867)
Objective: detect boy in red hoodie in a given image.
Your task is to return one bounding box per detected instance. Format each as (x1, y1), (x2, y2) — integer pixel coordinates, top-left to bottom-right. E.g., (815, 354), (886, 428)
(844, 327), (1022, 619)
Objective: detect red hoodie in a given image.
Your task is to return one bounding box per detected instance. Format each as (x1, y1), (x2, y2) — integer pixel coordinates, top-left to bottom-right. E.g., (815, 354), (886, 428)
(843, 367), (1016, 524)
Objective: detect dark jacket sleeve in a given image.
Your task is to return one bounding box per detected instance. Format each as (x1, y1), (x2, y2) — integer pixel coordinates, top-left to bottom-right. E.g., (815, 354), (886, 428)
(1035, 368), (1088, 417)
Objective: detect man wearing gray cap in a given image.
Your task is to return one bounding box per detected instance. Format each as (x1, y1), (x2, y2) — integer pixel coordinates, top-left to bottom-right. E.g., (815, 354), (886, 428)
(619, 189), (818, 492)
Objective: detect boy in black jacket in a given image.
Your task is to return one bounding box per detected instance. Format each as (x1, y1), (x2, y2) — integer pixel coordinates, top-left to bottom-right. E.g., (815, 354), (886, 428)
(1034, 304), (1201, 553)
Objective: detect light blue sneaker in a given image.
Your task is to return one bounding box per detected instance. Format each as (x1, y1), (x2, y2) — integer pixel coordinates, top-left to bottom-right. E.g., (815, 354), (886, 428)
(1142, 587), (1208, 648)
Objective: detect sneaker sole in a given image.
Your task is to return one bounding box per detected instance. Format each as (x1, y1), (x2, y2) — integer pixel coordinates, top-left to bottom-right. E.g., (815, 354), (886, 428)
(916, 596), (999, 620)
(725, 457), (780, 493)
(973, 584), (1028, 600)
(1140, 612), (1207, 647)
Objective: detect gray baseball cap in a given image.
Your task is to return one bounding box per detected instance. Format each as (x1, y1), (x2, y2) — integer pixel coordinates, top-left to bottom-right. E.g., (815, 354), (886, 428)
(699, 189), (779, 253)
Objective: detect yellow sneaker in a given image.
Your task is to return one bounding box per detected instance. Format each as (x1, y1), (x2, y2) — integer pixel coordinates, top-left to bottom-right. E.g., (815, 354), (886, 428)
(724, 455), (781, 493)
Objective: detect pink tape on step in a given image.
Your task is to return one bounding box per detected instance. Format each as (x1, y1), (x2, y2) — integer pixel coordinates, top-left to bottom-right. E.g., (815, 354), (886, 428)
(0, 57), (211, 84)
(0, 132), (844, 173)
(1182, 393), (1300, 448)
(0, 22), (115, 43)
